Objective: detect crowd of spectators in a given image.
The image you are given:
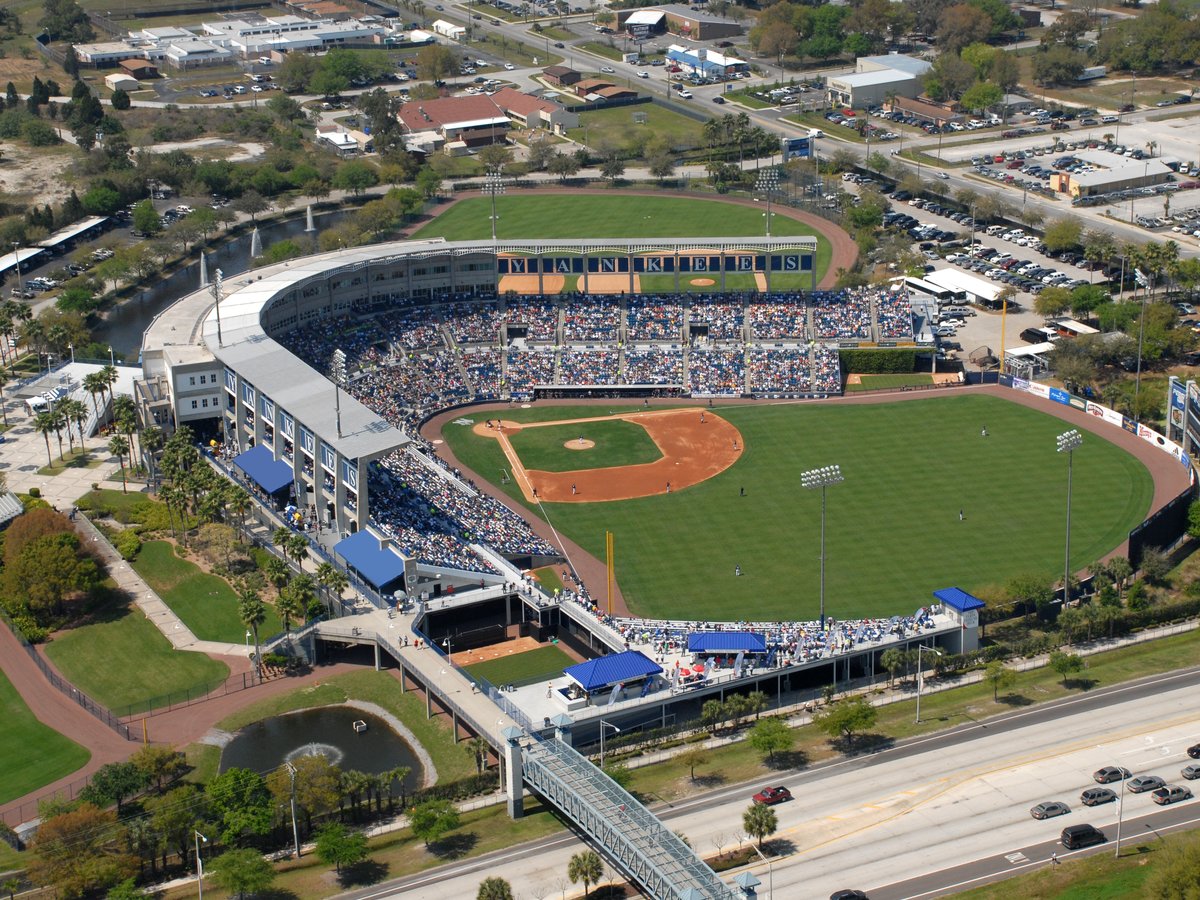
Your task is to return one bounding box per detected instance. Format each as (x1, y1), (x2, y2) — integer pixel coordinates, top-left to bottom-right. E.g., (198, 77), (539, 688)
(505, 298), (559, 342)
(559, 348), (620, 386)
(689, 298), (745, 341)
(623, 347), (684, 385)
(378, 308), (443, 351)
(812, 289), (872, 341)
(613, 608), (939, 666)
(562, 295), (621, 342)
(688, 348), (745, 396)
(747, 347), (814, 394)
(811, 347), (842, 393)
(444, 300), (503, 345)
(462, 348), (503, 398)
(875, 288), (915, 341)
(506, 348), (557, 398)
(627, 296), (684, 341)
(749, 295), (808, 340)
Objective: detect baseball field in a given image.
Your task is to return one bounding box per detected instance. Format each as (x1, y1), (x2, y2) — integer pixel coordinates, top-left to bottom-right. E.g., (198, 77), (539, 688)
(410, 193), (836, 290)
(440, 394), (1155, 621)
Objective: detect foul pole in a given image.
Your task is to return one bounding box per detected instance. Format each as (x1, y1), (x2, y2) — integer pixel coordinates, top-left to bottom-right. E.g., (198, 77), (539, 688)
(606, 531), (614, 616)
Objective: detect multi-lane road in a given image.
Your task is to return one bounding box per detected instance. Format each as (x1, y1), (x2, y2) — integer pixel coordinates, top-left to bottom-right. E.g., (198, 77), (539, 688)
(342, 665), (1199, 899)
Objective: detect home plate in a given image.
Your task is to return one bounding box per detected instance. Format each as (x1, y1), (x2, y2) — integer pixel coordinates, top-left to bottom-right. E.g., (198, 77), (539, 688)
(1005, 852), (1028, 864)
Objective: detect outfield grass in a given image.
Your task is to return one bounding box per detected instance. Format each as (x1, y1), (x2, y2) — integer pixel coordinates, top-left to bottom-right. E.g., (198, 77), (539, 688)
(845, 373), (935, 392)
(131, 541), (282, 643)
(44, 594), (229, 715)
(442, 395), (1154, 619)
(509, 419), (662, 472)
(0, 668), (90, 805)
(463, 644), (577, 687)
(412, 195), (834, 284)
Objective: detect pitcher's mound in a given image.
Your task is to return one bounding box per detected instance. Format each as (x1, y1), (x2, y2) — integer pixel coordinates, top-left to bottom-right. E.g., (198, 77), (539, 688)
(566, 439), (596, 450)
(690, 278), (716, 286)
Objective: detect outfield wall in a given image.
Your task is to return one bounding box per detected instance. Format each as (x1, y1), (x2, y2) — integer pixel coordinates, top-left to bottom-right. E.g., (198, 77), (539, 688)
(1000, 375), (1196, 568)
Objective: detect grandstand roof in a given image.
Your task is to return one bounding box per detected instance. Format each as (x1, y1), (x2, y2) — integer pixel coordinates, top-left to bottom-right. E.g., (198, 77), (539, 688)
(334, 530), (408, 593)
(232, 444), (294, 494)
(687, 632), (767, 653)
(933, 587), (985, 612)
(564, 650), (662, 691)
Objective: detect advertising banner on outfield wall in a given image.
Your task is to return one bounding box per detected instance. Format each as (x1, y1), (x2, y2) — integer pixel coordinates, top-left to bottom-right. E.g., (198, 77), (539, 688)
(1049, 386), (1071, 405)
(1086, 401), (1125, 428)
(1168, 376), (1187, 445)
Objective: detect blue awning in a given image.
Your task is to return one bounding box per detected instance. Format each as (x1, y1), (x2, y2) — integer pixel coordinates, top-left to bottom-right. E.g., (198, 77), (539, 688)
(232, 445), (294, 495)
(933, 587), (986, 613)
(563, 650), (661, 692)
(687, 632), (767, 654)
(334, 531), (408, 593)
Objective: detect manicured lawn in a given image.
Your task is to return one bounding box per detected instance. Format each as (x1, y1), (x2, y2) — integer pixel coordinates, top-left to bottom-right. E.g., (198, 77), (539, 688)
(509, 419), (662, 472)
(44, 595), (229, 716)
(845, 373), (935, 392)
(442, 394), (1154, 619)
(463, 644), (577, 686)
(216, 670), (476, 784)
(0, 668), (90, 805)
(76, 488), (153, 519)
(37, 448), (102, 476)
(413, 195), (834, 285)
(531, 565), (564, 593)
(131, 541), (282, 643)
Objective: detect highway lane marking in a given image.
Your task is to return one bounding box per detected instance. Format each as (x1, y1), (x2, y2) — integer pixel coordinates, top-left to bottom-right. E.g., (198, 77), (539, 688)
(896, 809), (1200, 899)
(774, 705), (1200, 863)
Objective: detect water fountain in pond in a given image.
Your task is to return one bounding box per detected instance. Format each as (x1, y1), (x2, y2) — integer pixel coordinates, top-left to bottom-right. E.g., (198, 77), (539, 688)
(284, 742), (345, 767)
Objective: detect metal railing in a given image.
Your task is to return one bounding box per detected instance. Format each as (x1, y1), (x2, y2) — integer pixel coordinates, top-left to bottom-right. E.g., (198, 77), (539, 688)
(0, 609), (132, 741)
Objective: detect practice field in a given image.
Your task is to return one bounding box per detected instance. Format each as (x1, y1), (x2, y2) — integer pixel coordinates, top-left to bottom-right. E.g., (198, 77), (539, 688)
(411, 194), (834, 285)
(441, 394), (1155, 620)
(508, 419), (663, 472)
(463, 644), (577, 687)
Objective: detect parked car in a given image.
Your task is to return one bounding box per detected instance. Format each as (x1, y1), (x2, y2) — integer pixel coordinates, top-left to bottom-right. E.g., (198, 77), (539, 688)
(1128, 775), (1166, 793)
(752, 786), (792, 805)
(1031, 801), (1071, 820)
(1151, 785), (1193, 805)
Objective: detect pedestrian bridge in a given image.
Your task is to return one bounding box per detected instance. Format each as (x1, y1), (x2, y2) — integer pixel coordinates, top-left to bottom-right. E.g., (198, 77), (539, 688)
(518, 733), (738, 900)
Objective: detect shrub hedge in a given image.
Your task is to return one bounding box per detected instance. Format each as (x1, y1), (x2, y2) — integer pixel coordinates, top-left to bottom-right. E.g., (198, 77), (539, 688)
(839, 349), (917, 374)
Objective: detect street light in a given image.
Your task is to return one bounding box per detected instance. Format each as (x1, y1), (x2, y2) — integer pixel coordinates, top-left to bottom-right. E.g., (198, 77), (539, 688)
(599, 719), (620, 769)
(914, 643), (942, 724)
(750, 841), (773, 899)
(108, 345), (115, 366)
(756, 167), (780, 238)
(1056, 429), (1083, 604)
(194, 830), (208, 899)
(801, 464), (844, 630)
(442, 636), (453, 667)
(244, 630), (252, 650)
(1114, 767), (1128, 858)
(484, 169), (506, 242)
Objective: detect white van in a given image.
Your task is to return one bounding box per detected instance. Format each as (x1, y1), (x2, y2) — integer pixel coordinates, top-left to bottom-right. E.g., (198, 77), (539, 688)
(942, 305), (975, 317)
(985, 225), (1006, 236)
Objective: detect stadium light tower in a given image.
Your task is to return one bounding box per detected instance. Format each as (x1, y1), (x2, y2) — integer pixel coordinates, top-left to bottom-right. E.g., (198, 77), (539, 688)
(1056, 429), (1083, 604)
(756, 167), (780, 237)
(484, 169), (506, 242)
(801, 464), (844, 630)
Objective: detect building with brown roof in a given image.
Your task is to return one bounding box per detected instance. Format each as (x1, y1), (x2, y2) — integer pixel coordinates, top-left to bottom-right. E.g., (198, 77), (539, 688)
(492, 87), (579, 133)
(573, 78), (638, 101)
(396, 94), (511, 149)
(886, 96), (963, 125)
(119, 58), (158, 78)
(543, 65), (581, 87)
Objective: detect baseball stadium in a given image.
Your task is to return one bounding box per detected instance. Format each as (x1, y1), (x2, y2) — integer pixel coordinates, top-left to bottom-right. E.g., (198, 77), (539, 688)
(142, 191), (1194, 818)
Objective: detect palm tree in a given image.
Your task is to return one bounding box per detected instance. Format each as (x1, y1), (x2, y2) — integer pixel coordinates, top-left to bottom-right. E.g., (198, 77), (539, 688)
(83, 370), (108, 423)
(33, 409), (57, 466)
(100, 363), (119, 411)
(108, 433), (130, 492)
(142, 425), (164, 487)
(264, 556), (290, 595)
(567, 850), (603, 898)
(62, 398), (88, 453)
(273, 526), (293, 562)
(224, 484), (251, 539)
(477, 877), (514, 900)
(159, 482), (184, 542)
(48, 406), (67, 461)
(286, 533), (309, 569)
(113, 394), (139, 467)
(0, 370), (8, 427)
(466, 736), (490, 773)
(238, 583), (267, 682)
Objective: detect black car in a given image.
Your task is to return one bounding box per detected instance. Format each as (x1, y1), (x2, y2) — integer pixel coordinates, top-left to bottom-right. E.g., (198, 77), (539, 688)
(1062, 824), (1106, 850)
(831, 892), (868, 900)
(1188, 743), (1200, 759)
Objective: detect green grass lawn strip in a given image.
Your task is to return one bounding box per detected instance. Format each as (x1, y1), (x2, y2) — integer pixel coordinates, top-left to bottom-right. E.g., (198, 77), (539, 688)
(44, 594), (229, 715)
(443, 394), (1153, 619)
(463, 644), (576, 686)
(131, 541), (282, 643)
(508, 419), (662, 472)
(412, 195), (833, 283)
(0, 668), (91, 805)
